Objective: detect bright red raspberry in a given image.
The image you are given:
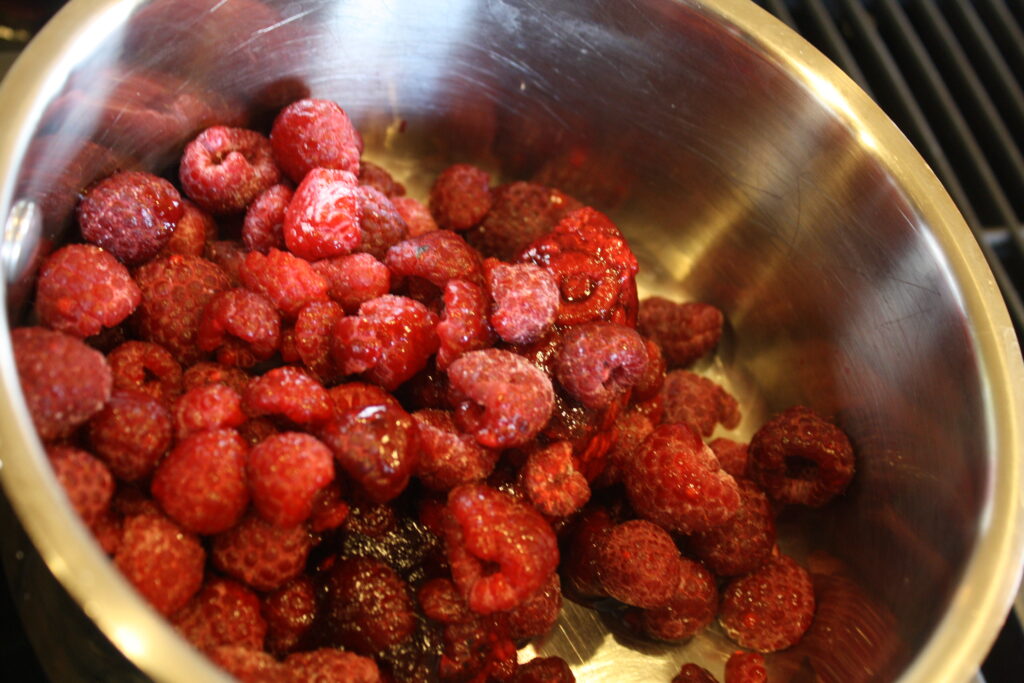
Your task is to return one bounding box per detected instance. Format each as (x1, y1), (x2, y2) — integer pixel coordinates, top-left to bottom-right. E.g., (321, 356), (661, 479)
(332, 294), (440, 391)
(248, 432), (334, 527)
(385, 229), (485, 290)
(355, 184), (409, 259)
(179, 126), (281, 214)
(445, 483), (559, 614)
(561, 505), (614, 600)
(437, 279), (495, 370)
(447, 349), (554, 449)
(292, 300), (344, 381)
(393, 196), (439, 236)
(359, 160), (405, 198)
(77, 171), (181, 265)
(596, 409), (654, 488)
(556, 322), (648, 410)
(689, 479), (776, 577)
(429, 163), (493, 231)
(47, 445), (114, 526)
(88, 388), (172, 481)
(197, 288), (281, 367)
(662, 370), (741, 437)
(506, 572), (563, 640)
(173, 578), (267, 652)
(150, 428), (249, 534)
(283, 167), (362, 260)
(12, 327), (112, 441)
(748, 406), (855, 507)
(35, 244), (140, 337)
(673, 663), (719, 683)
(320, 556), (416, 654)
(262, 576), (317, 657)
(283, 649), (381, 683)
(725, 652), (767, 683)
(312, 252), (391, 313)
(719, 555), (816, 652)
(632, 339), (666, 403)
(413, 409), (498, 492)
(242, 183), (292, 253)
(308, 480), (350, 533)
(208, 646), (283, 682)
(173, 382), (246, 439)
(132, 254), (231, 364)
(522, 441), (590, 517)
(203, 239), (247, 285)
(485, 260), (558, 345)
(182, 361), (250, 395)
(211, 514), (312, 591)
(107, 340), (183, 407)
(466, 181), (581, 262)
(158, 199), (216, 258)
(270, 98), (362, 183)
(637, 297), (724, 368)
(512, 657), (576, 683)
(239, 248), (329, 318)
(419, 577), (472, 624)
(633, 557), (717, 641)
(710, 438), (750, 479)
(243, 366), (333, 427)
(328, 381), (402, 414)
(625, 423), (741, 534)
(597, 519), (681, 609)
(114, 512), (205, 616)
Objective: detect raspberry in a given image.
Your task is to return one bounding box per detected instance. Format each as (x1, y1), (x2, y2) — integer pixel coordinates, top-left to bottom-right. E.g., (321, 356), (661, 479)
(159, 199), (216, 258)
(107, 340), (183, 407)
(248, 432), (334, 527)
(506, 572), (562, 640)
(173, 578), (267, 652)
(182, 361), (250, 395)
(239, 248), (329, 318)
(429, 163), (493, 231)
(465, 181), (581, 262)
(597, 519), (680, 609)
(393, 196), (439, 236)
(196, 288), (281, 367)
(179, 126), (281, 214)
(283, 649), (381, 683)
(541, 389), (619, 483)
(446, 349), (554, 449)
(35, 244), (141, 337)
(355, 184), (409, 259)
(208, 646), (282, 682)
(270, 98), (362, 183)
(132, 254), (231, 364)
(46, 445), (114, 526)
(243, 366), (333, 427)
(88, 388), (172, 481)
(283, 167), (362, 260)
(312, 252), (391, 313)
(202, 239), (246, 286)
(555, 322), (648, 410)
(673, 664), (719, 683)
(419, 577), (472, 624)
(624, 423), (741, 534)
(436, 279), (495, 370)
(385, 229), (485, 290)
(748, 406), (855, 507)
(242, 183), (292, 253)
(522, 441), (590, 517)
(633, 557), (717, 641)
(710, 438), (750, 479)
(308, 480), (351, 533)
(637, 297), (724, 368)
(398, 360), (451, 411)
(359, 160), (406, 198)
(328, 381), (402, 414)
(320, 556), (417, 654)
(725, 652), (767, 683)
(113, 512), (205, 616)
(486, 260), (559, 345)
(12, 326), (112, 441)
(445, 483), (559, 614)
(413, 409), (499, 492)
(719, 555), (815, 652)
(332, 294), (440, 391)
(77, 171), (181, 265)
(688, 479), (776, 577)
(519, 207), (639, 326)
(561, 505), (613, 600)
(173, 382), (246, 439)
(512, 657), (575, 683)
(631, 339), (666, 403)
(150, 428), (249, 534)
(596, 409), (654, 488)
(662, 370), (741, 437)
(262, 576), (317, 656)
(289, 300), (343, 382)
(211, 514), (312, 591)
(439, 616), (518, 681)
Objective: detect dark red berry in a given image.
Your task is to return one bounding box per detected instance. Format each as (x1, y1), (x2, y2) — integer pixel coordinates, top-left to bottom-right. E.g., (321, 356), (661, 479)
(173, 382), (246, 439)
(710, 438), (750, 479)
(208, 645), (282, 682)
(429, 163), (493, 231)
(114, 512), (205, 616)
(688, 479), (776, 576)
(512, 657), (576, 683)
(107, 340), (183, 407)
(172, 578), (267, 652)
(179, 126), (281, 214)
(633, 557), (717, 641)
(436, 279), (495, 370)
(248, 431), (334, 527)
(182, 360), (250, 395)
(47, 445), (114, 527)
(673, 663), (719, 683)
(597, 519), (681, 609)
(242, 183), (292, 253)
(89, 388), (172, 481)
(725, 651), (767, 683)
(239, 248), (329, 319)
(311, 252), (391, 313)
(270, 98), (362, 183)
(466, 181), (581, 262)
(358, 160), (405, 198)
(719, 555), (815, 652)
(355, 184), (409, 259)
(522, 441), (590, 517)
(637, 297), (724, 368)
(506, 572), (563, 640)
(243, 366), (333, 427)
(211, 514), (312, 591)
(262, 576), (317, 657)
(283, 649), (381, 682)
(631, 338), (666, 403)
(159, 199), (216, 258)
(413, 409), (499, 492)
(556, 321), (648, 410)
(385, 229), (485, 290)
(197, 287), (281, 367)
(320, 556), (417, 654)
(662, 370), (741, 437)
(418, 577), (472, 625)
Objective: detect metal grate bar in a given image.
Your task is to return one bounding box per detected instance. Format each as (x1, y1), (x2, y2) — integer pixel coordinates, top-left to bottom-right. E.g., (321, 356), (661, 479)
(792, 0), (873, 96)
(756, 0), (798, 30)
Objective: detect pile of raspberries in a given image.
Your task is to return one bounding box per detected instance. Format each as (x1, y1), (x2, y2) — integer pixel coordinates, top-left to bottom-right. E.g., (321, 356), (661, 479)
(12, 98), (856, 683)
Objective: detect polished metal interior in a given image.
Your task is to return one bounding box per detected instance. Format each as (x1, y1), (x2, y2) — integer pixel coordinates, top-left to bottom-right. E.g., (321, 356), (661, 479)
(0, 1), (1022, 681)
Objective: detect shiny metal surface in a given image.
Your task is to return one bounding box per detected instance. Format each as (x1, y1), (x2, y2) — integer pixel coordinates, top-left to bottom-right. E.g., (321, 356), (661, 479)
(0, 0), (1021, 681)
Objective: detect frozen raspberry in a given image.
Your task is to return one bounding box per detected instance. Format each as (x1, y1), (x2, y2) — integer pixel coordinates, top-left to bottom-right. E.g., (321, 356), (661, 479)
(77, 171), (181, 265)
(263, 576), (317, 656)
(328, 381), (402, 414)
(355, 184), (409, 259)
(561, 505), (614, 600)
(242, 183), (292, 253)
(465, 181), (581, 262)
(132, 254), (231, 364)
(291, 300), (344, 381)
(385, 229), (485, 290)
(596, 409), (654, 488)
(662, 370), (741, 437)
(748, 406), (855, 507)
(359, 160), (405, 197)
(239, 248), (329, 318)
(520, 207), (639, 326)
(312, 252), (391, 313)
(633, 557), (717, 641)
(445, 483), (559, 614)
(436, 279), (495, 370)
(212, 514), (312, 591)
(725, 652), (767, 683)
(283, 167), (362, 260)
(173, 382), (246, 439)
(413, 409), (498, 492)
(182, 361), (250, 395)
(173, 578), (266, 652)
(512, 657), (575, 683)
(332, 294), (440, 391)
(710, 438), (750, 479)
(107, 340), (183, 407)
(447, 349), (554, 449)
(114, 512), (205, 616)
(673, 663), (719, 683)
(150, 428), (249, 534)
(632, 339), (666, 403)
(637, 297), (724, 368)
(597, 519), (680, 609)
(158, 199), (216, 258)
(556, 322), (648, 410)
(625, 423), (741, 534)
(688, 479), (776, 576)
(522, 441), (590, 517)
(398, 360), (451, 411)
(439, 614), (518, 681)
(208, 646), (282, 682)
(719, 555), (815, 652)
(88, 389), (172, 481)
(179, 126), (281, 214)
(419, 577), (472, 624)
(202, 240), (246, 286)
(197, 288), (281, 367)
(308, 480), (351, 533)
(248, 432), (334, 527)
(35, 244), (141, 337)
(429, 163), (493, 231)
(47, 445), (114, 526)
(506, 572), (563, 640)
(486, 260), (559, 345)
(12, 327), (112, 441)
(341, 496), (398, 538)
(539, 385), (621, 483)
(320, 556), (416, 654)
(393, 196), (439, 236)
(283, 649), (381, 683)
(243, 366), (333, 427)
(270, 98), (362, 183)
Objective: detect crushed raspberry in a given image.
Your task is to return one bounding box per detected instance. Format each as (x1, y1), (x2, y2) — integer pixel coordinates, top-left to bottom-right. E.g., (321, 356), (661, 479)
(248, 431), (334, 527)
(688, 479), (776, 577)
(445, 483), (559, 614)
(436, 279), (495, 370)
(77, 170), (181, 265)
(597, 519), (680, 609)
(486, 260), (559, 345)
(243, 366), (333, 427)
(262, 576), (317, 657)
(447, 349), (554, 449)
(429, 163), (493, 231)
(673, 663), (719, 683)
(159, 199), (215, 258)
(506, 572), (563, 640)
(662, 370), (741, 437)
(239, 248), (329, 318)
(208, 645), (282, 682)
(308, 480), (351, 533)
(419, 577), (472, 624)
(35, 244), (141, 338)
(179, 126), (281, 214)
(359, 160), (406, 198)
(312, 252), (391, 313)
(725, 651), (767, 683)
(555, 322), (648, 410)
(114, 512), (205, 616)
(292, 300), (344, 381)
(150, 428), (249, 534)
(355, 185), (409, 259)
(393, 196), (439, 236)
(197, 288), (281, 367)
(88, 388), (172, 481)
(466, 181), (581, 262)
(625, 423), (741, 534)
(320, 556), (417, 654)
(719, 555), (815, 652)
(541, 387), (619, 483)
(332, 294), (440, 390)
(413, 409), (499, 492)
(46, 445), (114, 527)
(132, 254), (231, 364)
(107, 340), (183, 407)
(748, 406), (855, 507)
(211, 514), (312, 591)
(270, 98), (362, 183)
(182, 360), (250, 395)
(398, 360), (451, 412)
(439, 615), (517, 681)
(596, 409), (654, 488)
(512, 657), (576, 683)
(633, 557), (717, 641)
(632, 339), (666, 403)
(173, 578), (267, 652)
(710, 438), (750, 479)
(173, 382), (246, 439)
(522, 441), (590, 517)
(283, 649), (381, 682)
(637, 297), (724, 368)
(283, 167), (362, 260)
(12, 327), (112, 441)
(385, 229), (485, 290)
(242, 183), (292, 253)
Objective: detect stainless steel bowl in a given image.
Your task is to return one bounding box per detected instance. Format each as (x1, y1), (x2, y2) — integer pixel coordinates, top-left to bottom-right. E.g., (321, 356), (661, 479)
(0, 1), (1022, 681)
